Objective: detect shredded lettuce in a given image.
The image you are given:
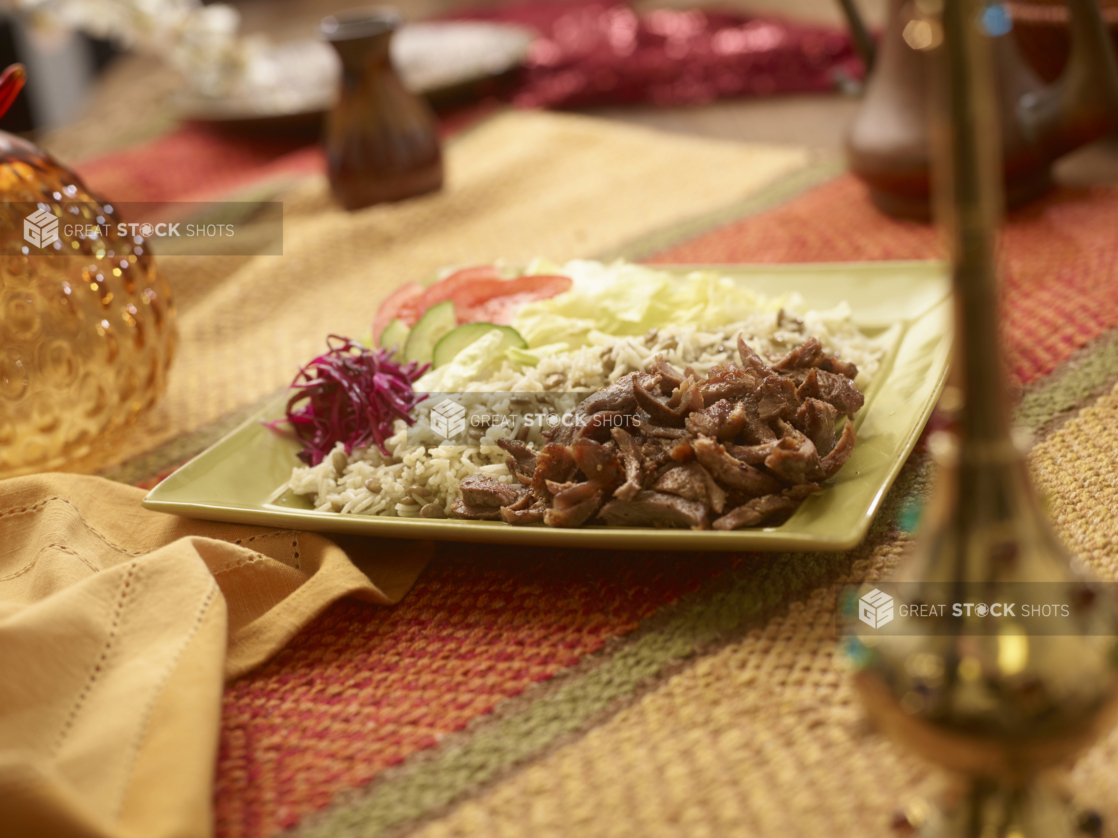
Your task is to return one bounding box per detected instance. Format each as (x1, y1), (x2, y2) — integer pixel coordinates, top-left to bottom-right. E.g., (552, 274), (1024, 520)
(513, 260), (798, 349)
(414, 328), (511, 392)
(504, 342), (570, 367)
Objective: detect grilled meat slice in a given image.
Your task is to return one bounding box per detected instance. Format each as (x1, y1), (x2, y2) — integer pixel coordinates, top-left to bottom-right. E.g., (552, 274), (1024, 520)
(649, 355), (685, 393)
(598, 490), (709, 529)
(499, 491), (546, 525)
(757, 374), (799, 423)
(575, 410), (639, 443)
(634, 374), (703, 427)
(773, 336), (826, 371)
(685, 398), (731, 439)
(737, 335), (770, 375)
(498, 438), (538, 486)
(460, 474), (523, 508)
(564, 371), (659, 424)
(763, 422), (822, 484)
(784, 482), (822, 501)
(685, 398), (762, 444)
(819, 356), (858, 379)
(692, 437), (783, 496)
(639, 436), (681, 473)
(725, 440), (778, 467)
(570, 438), (624, 494)
(738, 402), (777, 444)
(712, 494), (798, 531)
(449, 498), (503, 520)
(818, 420), (856, 480)
(795, 368), (864, 418)
(501, 505), (546, 525)
(547, 479), (601, 510)
(652, 462), (727, 514)
(699, 363), (761, 404)
(717, 401), (753, 442)
(771, 335), (861, 380)
(647, 426), (688, 439)
(794, 397), (839, 457)
(611, 427), (644, 502)
(531, 444), (578, 498)
(544, 406), (577, 444)
(544, 486), (603, 527)
(669, 438), (694, 462)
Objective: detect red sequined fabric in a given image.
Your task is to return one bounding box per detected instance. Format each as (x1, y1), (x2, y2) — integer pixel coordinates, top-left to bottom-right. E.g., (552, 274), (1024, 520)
(450, 0), (863, 109)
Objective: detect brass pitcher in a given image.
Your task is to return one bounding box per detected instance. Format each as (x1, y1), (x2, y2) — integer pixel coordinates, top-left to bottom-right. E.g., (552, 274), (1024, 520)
(321, 7), (444, 211)
(842, 0), (1118, 218)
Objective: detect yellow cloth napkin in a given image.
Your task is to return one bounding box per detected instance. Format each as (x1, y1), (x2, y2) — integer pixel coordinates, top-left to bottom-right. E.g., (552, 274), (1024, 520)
(0, 473), (431, 838)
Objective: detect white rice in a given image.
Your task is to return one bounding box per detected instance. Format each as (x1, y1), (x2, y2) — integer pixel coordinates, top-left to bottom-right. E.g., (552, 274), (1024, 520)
(285, 305), (895, 517)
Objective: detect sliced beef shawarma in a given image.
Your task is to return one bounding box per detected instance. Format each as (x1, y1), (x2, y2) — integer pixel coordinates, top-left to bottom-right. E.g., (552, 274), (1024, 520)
(598, 490), (709, 529)
(712, 494), (798, 531)
(544, 486), (604, 527)
(651, 462), (727, 514)
(611, 427), (644, 502)
(794, 398), (839, 457)
(795, 368), (864, 418)
(818, 420), (857, 480)
(692, 437), (783, 497)
(459, 474), (523, 508)
(488, 328), (865, 531)
(498, 437), (538, 485)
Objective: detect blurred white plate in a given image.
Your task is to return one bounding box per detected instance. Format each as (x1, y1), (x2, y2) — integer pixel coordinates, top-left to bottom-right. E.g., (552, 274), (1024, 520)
(173, 21), (535, 126)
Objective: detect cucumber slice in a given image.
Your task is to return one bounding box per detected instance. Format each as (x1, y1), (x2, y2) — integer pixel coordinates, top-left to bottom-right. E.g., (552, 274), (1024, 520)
(378, 318), (410, 352)
(432, 323), (527, 368)
(403, 301), (456, 365)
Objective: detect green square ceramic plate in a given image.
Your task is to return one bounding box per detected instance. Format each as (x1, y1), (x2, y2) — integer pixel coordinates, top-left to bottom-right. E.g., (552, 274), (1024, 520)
(143, 262), (951, 551)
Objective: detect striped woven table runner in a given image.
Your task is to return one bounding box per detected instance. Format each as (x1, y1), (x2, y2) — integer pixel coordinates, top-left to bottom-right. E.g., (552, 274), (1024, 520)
(99, 113), (1118, 838)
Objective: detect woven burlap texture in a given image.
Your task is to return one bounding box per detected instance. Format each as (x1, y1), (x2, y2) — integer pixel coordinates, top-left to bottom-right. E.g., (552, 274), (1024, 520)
(99, 111), (810, 469)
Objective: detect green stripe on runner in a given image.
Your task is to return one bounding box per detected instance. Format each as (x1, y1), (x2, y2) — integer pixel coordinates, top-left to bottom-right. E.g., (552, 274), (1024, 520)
(1017, 327), (1118, 438)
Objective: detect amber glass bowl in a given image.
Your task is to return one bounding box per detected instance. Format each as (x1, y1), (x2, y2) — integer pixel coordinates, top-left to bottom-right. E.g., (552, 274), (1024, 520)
(0, 132), (176, 477)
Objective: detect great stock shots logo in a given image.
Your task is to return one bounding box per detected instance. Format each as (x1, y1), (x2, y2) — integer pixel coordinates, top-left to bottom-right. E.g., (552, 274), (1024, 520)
(23, 208), (60, 248)
(858, 589), (895, 629)
(7, 201), (284, 256)
(430, 398), (466, 440)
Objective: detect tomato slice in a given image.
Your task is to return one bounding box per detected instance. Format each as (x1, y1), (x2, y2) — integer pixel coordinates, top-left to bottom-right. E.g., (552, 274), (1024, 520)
(378, 266), (500, 329)
(456, 275), (573, 324)
(372, 282), (424, 345)
(372, 268), (573, 341)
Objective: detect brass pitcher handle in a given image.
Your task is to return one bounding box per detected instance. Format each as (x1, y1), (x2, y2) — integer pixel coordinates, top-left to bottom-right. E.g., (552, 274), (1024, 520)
(1019, 0), (1118, 159)
(1057, 0), (1118, 152)
(835, 0), (877, 74)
